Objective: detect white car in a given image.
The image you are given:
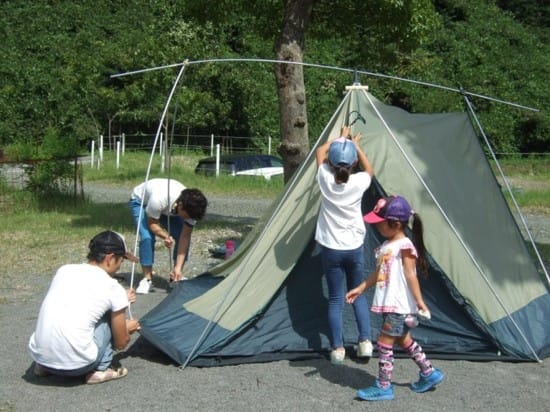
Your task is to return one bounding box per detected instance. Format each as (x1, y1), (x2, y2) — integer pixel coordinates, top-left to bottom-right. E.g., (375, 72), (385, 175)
(195, 154), (284, 180)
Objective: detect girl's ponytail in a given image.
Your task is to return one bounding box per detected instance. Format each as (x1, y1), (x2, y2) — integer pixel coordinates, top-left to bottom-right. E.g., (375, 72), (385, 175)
(411, 213), (429, 276)
(334, 165), (351, 183)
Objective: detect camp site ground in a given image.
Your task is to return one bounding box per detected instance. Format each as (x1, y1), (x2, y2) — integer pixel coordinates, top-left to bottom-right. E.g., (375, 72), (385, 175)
(1, 186), (549, 411)
(2, 86), (549, 408)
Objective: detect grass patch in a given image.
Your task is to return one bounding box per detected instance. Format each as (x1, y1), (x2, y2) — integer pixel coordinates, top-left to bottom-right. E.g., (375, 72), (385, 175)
(491, 156), (550, 215)
(83, 151), (284, 198)
(502, 190), (550, 215)
(0, 401), (15, 412)
(491, 156), (549, 180)
(535, 243), (550, 259)
(0, 180), (140, 289)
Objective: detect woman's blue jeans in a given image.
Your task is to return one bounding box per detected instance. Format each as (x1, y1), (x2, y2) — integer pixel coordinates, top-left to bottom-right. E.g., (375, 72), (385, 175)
(129, 198), (183, 266)
(321, 245), (371, 348)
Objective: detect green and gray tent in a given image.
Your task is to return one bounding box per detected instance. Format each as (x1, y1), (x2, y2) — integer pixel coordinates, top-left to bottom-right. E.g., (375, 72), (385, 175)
(140, 84), (550, 366)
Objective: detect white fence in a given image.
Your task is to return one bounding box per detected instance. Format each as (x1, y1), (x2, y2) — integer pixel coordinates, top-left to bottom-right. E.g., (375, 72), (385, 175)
(98, 132), (277, 156)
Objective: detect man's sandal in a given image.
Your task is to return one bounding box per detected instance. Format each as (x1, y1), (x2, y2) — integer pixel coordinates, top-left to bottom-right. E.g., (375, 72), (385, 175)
(33, 363), (51, 377)
(86, 367), (128, 384)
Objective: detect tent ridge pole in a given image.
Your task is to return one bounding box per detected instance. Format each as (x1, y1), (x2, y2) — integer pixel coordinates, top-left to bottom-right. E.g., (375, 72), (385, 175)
(110, 58), (538, 112)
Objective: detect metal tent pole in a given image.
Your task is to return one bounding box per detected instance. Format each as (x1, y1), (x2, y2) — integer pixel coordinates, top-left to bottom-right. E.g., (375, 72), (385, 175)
(110, 58), (538, 113)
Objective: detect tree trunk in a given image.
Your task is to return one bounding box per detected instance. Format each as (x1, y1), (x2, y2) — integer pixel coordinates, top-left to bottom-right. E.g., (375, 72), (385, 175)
(274, 0), (316, 183)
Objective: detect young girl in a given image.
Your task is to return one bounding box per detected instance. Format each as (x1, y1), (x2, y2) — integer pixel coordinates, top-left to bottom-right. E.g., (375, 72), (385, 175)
(315, 125), (375, 364)
(346, 195), (444, 401)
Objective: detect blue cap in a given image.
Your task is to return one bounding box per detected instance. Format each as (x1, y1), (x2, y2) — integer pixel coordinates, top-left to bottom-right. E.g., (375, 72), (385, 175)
(328, 137), (357, 167)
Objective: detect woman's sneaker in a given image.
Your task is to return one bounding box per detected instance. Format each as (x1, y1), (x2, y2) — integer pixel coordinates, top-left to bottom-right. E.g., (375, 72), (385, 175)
(330, 348), (345, 365)
(357, 340), (373, 357)
(410, 368), (445, 393)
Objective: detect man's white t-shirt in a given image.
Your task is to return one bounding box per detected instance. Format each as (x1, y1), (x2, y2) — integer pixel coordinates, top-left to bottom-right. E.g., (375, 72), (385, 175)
(315, 163), (371, 250)
(28, 263), (129, 370)
(131, 178), (185, 219)
(371, 237), (418, 315)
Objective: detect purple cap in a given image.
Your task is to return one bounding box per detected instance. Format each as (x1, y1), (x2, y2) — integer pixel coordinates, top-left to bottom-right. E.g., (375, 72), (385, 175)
(364, 196), (413, 224)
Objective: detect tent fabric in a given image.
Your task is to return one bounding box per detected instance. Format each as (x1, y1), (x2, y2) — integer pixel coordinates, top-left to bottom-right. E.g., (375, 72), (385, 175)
(139, 85), (550, 365)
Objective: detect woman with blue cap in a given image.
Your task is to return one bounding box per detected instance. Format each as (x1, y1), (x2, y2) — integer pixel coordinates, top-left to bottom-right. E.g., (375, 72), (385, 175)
(315, 125), (375, 364)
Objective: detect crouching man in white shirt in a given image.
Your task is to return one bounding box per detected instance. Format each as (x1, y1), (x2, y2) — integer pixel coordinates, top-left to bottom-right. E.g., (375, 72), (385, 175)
(28, 230), (141, 384)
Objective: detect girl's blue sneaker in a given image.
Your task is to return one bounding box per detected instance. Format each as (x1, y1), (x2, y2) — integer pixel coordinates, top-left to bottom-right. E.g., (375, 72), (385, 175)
(357, 380), (394, 401)
(410, 368), (445, 393)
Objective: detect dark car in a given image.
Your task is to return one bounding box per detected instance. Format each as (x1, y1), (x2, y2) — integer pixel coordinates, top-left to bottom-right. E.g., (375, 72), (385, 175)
(195, 154), (284, 180)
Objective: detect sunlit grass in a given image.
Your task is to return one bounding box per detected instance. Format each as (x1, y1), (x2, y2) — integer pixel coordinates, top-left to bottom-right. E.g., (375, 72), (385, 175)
(491, 156), (550, 215)
(0, 151), (284, 293)
(502, 190), (550, 215)
(490, 156), (549, 181)
(83, 151), (284, 198)
(1, 188), (137, 279)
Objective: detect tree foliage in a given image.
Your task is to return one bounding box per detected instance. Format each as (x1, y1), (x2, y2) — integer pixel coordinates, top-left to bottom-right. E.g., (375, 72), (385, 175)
(410, 0), (549, 152)
(0, 0), (547, 173)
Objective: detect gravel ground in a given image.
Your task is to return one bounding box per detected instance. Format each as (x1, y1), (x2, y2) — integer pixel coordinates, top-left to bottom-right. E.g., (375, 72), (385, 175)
(1, 182), (549, 412)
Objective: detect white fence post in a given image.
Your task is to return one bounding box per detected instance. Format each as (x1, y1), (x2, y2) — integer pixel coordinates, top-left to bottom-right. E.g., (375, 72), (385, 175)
(215, 144), (220, 177)
(90, 140), (95, 167)
(99, 135), (104, 162)
(116, 141), (121, 169)
(160, 137), (166, 173)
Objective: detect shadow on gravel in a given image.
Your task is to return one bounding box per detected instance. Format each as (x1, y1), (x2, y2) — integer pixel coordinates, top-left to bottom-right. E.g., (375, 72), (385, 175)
(120, 336), (176, 366)
(22, 356), (126, 387)
(291, 357), (422, 394)
(203, 212), (258, 227)
(290, 358), (376, 390)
